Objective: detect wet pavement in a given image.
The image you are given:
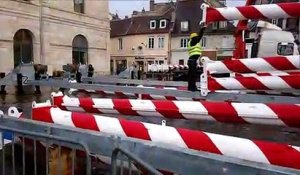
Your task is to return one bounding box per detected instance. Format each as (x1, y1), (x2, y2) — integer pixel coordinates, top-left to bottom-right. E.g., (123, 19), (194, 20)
(0, 85), (300, 175)
(0, 86), (299, 146)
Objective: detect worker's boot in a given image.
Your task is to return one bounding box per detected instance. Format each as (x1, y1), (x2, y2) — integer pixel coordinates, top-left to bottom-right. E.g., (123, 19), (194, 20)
(187, 58), (197, 91)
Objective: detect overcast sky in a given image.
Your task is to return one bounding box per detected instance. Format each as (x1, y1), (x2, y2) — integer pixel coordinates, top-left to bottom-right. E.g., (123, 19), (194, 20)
(109, 0), (246, 18)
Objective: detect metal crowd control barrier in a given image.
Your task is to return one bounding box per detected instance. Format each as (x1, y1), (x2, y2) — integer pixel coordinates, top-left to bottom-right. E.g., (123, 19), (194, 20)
(0, 114), (299, 175)
(111, 147), (163, 175)
(26, 79), (300, 104)
(81, 76), (199, 87)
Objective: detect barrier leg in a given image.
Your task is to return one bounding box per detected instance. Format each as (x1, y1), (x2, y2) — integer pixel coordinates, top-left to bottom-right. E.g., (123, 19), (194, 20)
(35, 73), (41, 95)
(0, 73), (6, 94)
(76, 72), (82, 83)
(16, 73), (23, 94)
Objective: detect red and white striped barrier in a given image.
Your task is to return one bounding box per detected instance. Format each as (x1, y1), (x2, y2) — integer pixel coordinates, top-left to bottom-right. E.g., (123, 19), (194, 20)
(207, 76), (300, 91)
(31, 105), (300, 170)
(169, 65), (189, 70)
(70, 85), (198, 101)
(200, 56), (300, 96)
(52, 92), (300, 128)
(235, 71), (300, 77)
(204, 56), (300, 74)
(202, 2), (300, 23)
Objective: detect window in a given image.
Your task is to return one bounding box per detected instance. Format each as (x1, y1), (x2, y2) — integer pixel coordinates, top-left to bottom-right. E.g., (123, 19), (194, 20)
(286, 18), (297, 29)
(180, 38), (189, 48)
(201, 37), (207, 48)
(277, 42), (294, 56)
(148, 37), (154, 49)
(212, 22), (218, 30)
(158, 37), (164, 48)
(159, 60), (164, 65)
(219, 21), (227, 28)
(160, 19), (167, 28)
(150, 20), (156, 29)
(179, 59), (184, 65)
(74, 0), (84, 13)
(118, 38), (123, 50)
(180, 21), (189, 32)
(148, 61), (154, 65)
(271, 19), (278, 25)
(116, 60), (127, 75)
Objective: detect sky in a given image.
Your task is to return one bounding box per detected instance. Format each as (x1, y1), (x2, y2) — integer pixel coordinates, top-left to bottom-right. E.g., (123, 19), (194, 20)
(109, 0), (246, 18)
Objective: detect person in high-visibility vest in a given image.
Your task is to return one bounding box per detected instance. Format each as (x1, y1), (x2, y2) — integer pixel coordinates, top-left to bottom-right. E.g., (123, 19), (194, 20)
(187, 23), (206, 91)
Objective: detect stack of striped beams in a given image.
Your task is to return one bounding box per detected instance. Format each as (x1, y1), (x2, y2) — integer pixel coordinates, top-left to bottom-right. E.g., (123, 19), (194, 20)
(52, 92), (300, 128)
(30, 102), (300, 171)
(202, 56), (300, 96)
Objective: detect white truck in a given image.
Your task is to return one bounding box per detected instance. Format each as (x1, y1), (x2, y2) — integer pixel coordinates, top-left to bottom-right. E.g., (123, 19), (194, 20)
(246, 21), (299, 58)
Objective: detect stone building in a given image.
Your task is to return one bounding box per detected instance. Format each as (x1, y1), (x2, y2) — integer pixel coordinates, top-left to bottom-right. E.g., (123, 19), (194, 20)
(0, 0), (110, 74)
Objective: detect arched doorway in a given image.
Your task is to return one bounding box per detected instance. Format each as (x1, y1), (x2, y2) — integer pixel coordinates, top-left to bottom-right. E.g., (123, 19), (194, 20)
(72, 35), (88, 65)
(13, 29), (33, 67)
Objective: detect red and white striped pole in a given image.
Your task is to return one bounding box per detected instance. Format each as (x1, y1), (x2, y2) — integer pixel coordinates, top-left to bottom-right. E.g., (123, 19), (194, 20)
(52, 92), (300, 128)
(202, 2), (300, 23)
(235, 71), (300, 77)
(31, 104), (300, 170)
(207, 75), (300, 91)
(204, 56), (300, 74)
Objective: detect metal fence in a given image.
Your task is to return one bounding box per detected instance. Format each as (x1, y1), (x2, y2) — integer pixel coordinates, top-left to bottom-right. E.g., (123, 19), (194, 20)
(0, 115), (166, 175)
(0, 125), (90, 175)
(0, 114), (299, 175)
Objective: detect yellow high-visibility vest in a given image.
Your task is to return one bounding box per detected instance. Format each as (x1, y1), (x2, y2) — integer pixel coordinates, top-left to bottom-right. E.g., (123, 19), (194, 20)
(188, 41), (202, 57)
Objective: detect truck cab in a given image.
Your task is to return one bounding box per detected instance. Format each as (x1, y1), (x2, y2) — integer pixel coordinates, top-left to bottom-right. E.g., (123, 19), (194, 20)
(245, 21), (299, 58)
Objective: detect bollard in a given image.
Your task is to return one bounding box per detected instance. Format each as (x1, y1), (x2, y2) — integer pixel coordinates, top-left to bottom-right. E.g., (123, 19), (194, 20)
(34, 72), (41, 94)
(137, 70), (141, 80)
(16, 73), (23, 94)
(0, 72), (6, 94)
(88, 64), (94, 84)
(75, 72), (82, 83)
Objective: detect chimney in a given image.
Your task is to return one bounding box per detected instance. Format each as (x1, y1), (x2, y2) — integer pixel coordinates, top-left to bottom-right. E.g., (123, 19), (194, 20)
(132, 10), (138, 15)
(150, 0), (155, 11)
(125, 15), (128, 19)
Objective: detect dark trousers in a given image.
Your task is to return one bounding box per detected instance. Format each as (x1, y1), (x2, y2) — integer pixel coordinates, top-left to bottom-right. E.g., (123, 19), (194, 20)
(188, 55), (200, 91)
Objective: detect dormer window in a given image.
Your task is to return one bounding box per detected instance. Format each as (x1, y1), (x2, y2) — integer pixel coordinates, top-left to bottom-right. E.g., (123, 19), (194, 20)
(150, 20), (156, 29)
(212, 22), (218, 30)
(160, 19), (167, 29)
(180, 21), (189, 32)
(219, 21), (227, 28)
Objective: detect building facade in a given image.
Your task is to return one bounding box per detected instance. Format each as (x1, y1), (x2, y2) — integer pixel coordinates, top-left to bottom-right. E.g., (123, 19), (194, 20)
(110, 0), (236, 75)
(170, 0), (235, 65)
(0, 0), (110, 74)
(110, 0), (237, 75)
(110, 2), (175, 74)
